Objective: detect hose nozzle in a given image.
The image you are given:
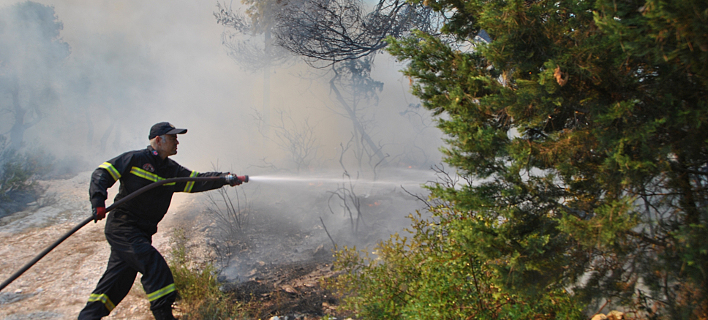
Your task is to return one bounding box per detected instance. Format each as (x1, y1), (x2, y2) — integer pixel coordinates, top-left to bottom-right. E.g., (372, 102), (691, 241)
(225, 174), (249, 185)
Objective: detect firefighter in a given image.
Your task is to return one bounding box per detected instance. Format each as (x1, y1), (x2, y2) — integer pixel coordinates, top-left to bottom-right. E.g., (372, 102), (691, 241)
(78, 122), (242, 320)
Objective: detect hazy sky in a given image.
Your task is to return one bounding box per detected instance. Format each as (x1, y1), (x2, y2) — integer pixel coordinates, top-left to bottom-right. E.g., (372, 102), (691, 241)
(0, 0), (442, 176)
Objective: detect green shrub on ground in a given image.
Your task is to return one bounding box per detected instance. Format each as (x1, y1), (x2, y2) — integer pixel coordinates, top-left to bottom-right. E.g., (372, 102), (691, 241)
(327, 207), (584, 319)
(168, 227), (243, 320)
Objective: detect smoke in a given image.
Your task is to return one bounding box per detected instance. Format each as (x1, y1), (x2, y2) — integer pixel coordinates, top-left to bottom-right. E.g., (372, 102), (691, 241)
(0, 0), (252, 168)
(1, 0), (443, 171)
(1, 0), (446, 278)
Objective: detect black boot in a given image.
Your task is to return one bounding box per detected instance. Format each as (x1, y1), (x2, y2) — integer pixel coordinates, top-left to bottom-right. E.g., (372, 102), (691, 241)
(151, 306), (177, 320)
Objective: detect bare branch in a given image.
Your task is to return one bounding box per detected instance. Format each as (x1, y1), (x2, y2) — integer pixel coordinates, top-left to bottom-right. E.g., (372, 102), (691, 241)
(273, 0), (441, 66)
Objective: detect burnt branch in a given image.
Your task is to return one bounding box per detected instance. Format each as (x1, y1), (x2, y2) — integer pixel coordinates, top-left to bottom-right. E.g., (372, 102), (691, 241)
(328, 58), (389, 168)
(320, 217), (338, 249)
(205, 163), (252, 265)
(274, 0), (440, 66)
(251, 108), (321, 173)
(326, 140), (368, 234)
(272, 110), (319, 173)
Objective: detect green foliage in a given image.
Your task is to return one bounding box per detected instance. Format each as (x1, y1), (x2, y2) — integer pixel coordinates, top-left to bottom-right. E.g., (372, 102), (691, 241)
(328, 207), (583, 319)
(327, 0), (708, 318)
(168, 228), (243, 320)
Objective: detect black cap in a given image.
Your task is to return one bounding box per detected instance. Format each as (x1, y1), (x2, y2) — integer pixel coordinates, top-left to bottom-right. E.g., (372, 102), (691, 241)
(149, 122), (187, 139)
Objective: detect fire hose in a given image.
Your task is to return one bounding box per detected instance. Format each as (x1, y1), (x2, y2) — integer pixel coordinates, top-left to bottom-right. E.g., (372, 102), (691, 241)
(0, 174), (248, 293)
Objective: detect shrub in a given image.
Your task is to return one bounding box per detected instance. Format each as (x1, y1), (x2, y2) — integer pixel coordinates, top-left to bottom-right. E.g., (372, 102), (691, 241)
(168, 227), (242, 320)
(327, 206), (584, 319)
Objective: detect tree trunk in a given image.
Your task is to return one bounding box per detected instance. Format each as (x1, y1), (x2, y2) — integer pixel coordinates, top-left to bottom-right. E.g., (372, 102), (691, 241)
(676, 153), (699, 225)
(329, 81), (388, 166)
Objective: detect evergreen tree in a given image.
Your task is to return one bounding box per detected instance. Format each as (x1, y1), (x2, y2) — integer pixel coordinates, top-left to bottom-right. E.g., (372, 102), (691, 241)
(330, 0), (708, 318)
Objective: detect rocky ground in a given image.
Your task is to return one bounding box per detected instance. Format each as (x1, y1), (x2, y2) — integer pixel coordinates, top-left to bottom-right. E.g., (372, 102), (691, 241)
(0, 171), (426, 320)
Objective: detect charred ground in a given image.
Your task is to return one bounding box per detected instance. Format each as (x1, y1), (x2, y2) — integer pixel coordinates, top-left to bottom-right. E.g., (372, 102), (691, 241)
(190, 175), (427, 319)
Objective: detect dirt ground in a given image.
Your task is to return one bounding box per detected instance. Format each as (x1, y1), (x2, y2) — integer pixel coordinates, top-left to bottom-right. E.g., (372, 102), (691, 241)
(0, 171), (426, 320)
(0, 172), (167, 320)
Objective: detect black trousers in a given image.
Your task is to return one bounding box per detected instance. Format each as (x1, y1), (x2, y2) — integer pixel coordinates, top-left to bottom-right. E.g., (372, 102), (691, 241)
(78, 213), (176, 320)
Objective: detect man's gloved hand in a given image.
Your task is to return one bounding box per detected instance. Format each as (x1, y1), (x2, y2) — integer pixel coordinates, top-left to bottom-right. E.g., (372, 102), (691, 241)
(224, 173), (242, 186)
(93, 207), (106, 223)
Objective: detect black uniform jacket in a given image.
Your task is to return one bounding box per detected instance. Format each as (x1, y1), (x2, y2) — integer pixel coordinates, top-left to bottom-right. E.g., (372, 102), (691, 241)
(89, 146), (227, 235)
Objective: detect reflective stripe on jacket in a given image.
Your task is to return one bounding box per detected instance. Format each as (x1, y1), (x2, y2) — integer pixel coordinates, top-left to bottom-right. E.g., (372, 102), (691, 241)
(89, 145), (227, 234)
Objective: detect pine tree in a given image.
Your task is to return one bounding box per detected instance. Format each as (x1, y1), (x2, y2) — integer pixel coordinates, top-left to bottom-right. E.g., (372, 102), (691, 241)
(330, 0), (708, 318)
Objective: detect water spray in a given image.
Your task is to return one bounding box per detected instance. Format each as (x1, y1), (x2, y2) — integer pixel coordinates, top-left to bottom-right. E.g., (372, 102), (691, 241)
(246, 174), (429, 187)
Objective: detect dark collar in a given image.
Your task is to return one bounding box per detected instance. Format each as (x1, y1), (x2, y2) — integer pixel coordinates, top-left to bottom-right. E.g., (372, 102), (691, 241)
(146, 145), (166, 163)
